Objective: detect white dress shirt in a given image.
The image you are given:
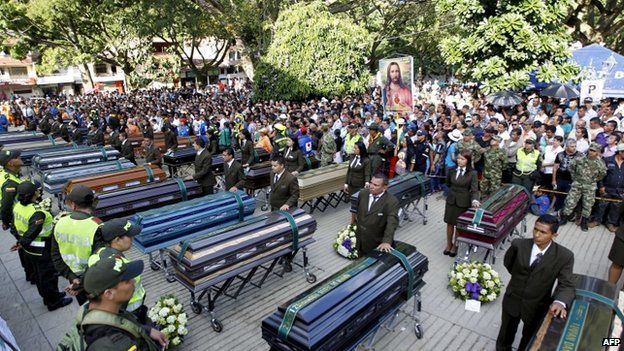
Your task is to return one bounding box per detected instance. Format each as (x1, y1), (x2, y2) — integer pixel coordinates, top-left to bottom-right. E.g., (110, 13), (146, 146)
(456, 167), (465, 179)
(368, 191), (385, 212)
(530, 242), (566, 308)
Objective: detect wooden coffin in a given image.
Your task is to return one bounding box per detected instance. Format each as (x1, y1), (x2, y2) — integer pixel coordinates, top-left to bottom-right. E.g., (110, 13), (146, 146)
(350, 172), (430, 212)
(243, 161), (272, 190)
(94, 178), (203, 221)
(122, 133), (194, 154)
(262, 241), (429, 351)
(297, 163), (348, 202)
(131, 191), (256, 251)
(42, 159), (136, 194)
(5, 137), (70, 151)
(456, 184), (529, 239)
(169, 209), (317, 290)
(20, 143), (89, 166)
(32, 146), (121, 173)
(529, 274), (618, 351)
(64, 164), (166, 195)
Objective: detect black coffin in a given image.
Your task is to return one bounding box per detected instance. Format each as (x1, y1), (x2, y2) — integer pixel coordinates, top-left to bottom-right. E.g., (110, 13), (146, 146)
(163, 147), (270, 170)
(456, 184), (529, 239)
(350, 172), (430, 212)
(169, 209), (316, 291)
(93, 178), (203, 220)
(0, 132), (49, 144)
(529, 274), (618, 351)
(262, 241), (429, 351)
(243, 161), (272, 190)
(32, 146), (121, 172)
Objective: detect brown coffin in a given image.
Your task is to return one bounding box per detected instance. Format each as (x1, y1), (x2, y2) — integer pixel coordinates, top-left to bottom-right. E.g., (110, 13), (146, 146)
(111, 133), (193, 156)
(64, 164), (167, 195)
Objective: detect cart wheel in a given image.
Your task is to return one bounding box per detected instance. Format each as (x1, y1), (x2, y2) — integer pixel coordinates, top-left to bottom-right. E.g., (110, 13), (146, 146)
(191, 302), (202, 314)
(283, 261), (292, 272)
(211, 319), (223, 333)
(150, 262), (160, 271)
(261, 205), (268, 211)
(423, 220), (428, 225)
(306, 274), (317, 284)
(418, 300), (422, 311)
(414, 324), (423, 339)
(166, 275), (176, 283)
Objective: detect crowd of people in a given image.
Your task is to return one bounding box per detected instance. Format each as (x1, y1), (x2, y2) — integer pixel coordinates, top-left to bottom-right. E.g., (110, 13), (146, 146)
(2, 81), (624, 349)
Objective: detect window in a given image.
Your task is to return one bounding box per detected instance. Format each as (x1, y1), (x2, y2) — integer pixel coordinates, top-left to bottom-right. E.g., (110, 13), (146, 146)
(111, 65), (117, 74)
(94, 64), (108, 75)
(9, 67), (28, 77)
(228, 51), (240, 61)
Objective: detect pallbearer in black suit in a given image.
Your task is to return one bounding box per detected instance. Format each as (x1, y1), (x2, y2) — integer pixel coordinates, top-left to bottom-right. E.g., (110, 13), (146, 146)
(444, 149), (480, 257)
(222, 148), (245, 192)
(143, 135), (162, 167)
(353, 173), (399, 255)
(284, 137), (305, 176)
(119, 132), (136, 164)
(345, 141), (371, 224)
(239, 129), (255, 167)
(189, 137), (216, 195)
(269, 156), (299, 211)
(496, 214), (575, 351)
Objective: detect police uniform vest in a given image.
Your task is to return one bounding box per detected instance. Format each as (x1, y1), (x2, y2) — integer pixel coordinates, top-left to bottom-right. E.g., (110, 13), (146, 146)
(54, 214), (100, 274)
(13, 202), (53, 256)
(0, 171), (21, 202)
(345, 134), (362, 155)
(515, 148), (539, 174)
(87, 248), (145, 312)
(274, 134), (289, 153)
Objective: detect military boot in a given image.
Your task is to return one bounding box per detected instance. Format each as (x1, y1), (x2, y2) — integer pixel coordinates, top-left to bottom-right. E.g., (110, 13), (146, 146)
(559, 210), (568, 225)
(580, 217), (589, 232)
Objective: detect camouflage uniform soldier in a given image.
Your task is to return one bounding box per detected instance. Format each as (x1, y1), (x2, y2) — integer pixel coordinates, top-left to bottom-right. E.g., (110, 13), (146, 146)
(319, 123), (337, 167)
(560, 142), (607, 231)
(481, 136), (507, 197)
(456, 129), (484, 167)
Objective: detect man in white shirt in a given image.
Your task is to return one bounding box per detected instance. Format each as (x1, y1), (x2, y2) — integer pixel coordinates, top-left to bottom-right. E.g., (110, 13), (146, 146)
(496, 214), (575, 351)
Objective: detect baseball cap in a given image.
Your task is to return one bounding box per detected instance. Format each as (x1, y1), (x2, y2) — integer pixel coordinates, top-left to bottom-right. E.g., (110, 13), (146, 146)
(397, 118), (406, 125)
(0, 150), (21, 166)
(101, 218), (142, 242)
(300, 127), (308, 134)
(66, 185), (96, 205)
(17, 181), (38, 197)
(617, 144), (624, 152)
(589, 142), (602, 151)
(84, 256), (144, 297)
(462, 129), (473, 136)
(274, 123), (286, 131)
(416, 130), (426, 137)
(347, 124), (357, 129)
(368, 123), (380, 131)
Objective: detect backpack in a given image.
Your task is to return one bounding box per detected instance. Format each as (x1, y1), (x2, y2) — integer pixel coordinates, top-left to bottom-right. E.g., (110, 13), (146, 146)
(56, 307), (150, 351)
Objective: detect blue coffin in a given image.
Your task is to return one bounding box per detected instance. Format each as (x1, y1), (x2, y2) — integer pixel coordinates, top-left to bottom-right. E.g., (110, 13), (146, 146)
(0, 132), (49, 144)
(163, 147), (270, 171)
(131, 191), (256, 252)
(41, 159), (136, 194)
(32, 146), (121, 172)
(350, 172), (430, 212)
(20, 143), (90, 166)
(262, 241), (429, 351)
(93, 178), (203, 220)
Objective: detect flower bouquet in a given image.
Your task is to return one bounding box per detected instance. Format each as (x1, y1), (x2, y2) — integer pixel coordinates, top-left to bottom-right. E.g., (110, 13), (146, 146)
(40, 197), (53, 212)
(333, 224), (358, 259)
(448, 261), (502, 303)
(147, 295), (188, 347)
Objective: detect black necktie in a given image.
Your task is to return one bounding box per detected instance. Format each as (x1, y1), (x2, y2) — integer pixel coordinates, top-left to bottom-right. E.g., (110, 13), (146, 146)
(530, 253), (543, 271)
(274, 174), (279, 184)
(457, 168), (463, 179)
(369, 195), (379, 212)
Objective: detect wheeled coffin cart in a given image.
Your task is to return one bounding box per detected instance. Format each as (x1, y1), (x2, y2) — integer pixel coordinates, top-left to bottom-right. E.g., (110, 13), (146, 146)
(455, 184), (529, 264)
(298, 163), (348, 213)
(169, 209), (317, 332)
(262, 241), (428, 351)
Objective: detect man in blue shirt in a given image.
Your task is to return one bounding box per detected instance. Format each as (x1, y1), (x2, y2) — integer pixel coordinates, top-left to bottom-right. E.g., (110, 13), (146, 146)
(0, 112), (8, 133)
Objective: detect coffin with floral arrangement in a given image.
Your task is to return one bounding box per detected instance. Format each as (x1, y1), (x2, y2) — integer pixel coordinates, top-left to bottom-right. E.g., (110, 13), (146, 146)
(261, 241), (428, 351)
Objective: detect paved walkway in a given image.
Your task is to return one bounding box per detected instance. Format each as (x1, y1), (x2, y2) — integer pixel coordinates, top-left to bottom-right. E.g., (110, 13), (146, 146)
(0, 195), (618, 350)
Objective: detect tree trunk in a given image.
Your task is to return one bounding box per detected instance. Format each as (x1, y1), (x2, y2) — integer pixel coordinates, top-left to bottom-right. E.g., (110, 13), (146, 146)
(236, 39), (256, 81)
(80, 64), (95, 91)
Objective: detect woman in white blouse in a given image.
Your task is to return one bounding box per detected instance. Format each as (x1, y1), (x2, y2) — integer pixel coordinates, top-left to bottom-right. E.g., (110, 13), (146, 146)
(541, 135), (564, 188)
(574, 127), (590, 154)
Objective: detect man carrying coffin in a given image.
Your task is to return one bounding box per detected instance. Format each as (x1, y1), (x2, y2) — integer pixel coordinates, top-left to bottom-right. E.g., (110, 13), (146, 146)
(222, 148), (245, 192)
(353, 173), (399, 255)
(269, 156), (299, 211)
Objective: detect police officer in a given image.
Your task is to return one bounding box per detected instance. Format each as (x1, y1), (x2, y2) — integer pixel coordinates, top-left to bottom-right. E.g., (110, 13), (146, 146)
(512, 139), (541, 192)
(11, 181), (72, 311)
(344, 124), (362, 159)
(271, 123), (289, 159)
(80, 257), (168, 350)
(411, 130), (432, 174)
(481, 136), (507, 197)
(87, 219), (147, 320)
(51, 185), (103, 305)
(560, 142), (607, 231)
(0, 149), (32, 282)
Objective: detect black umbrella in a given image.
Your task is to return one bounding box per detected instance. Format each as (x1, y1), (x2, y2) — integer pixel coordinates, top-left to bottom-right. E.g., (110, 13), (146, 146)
(540, 83), (579, 100)
(486, 91), (524, 107)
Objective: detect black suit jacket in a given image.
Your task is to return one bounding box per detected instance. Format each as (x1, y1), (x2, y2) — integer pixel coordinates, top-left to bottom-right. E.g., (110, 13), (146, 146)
(345, 156), (371, 193)
(354, 190), (400, 255)
(284, 148), (305, 174)
(503, 238), (575, 322)
(240, 140), (254, 166)
(269, 171), (299, 210)
(193, 149), (216, 186)
(120, 139), (136, 164)
(223, 160), (245, 190)
(446, 168), (479, 208)
(144, 143), (162, 167)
